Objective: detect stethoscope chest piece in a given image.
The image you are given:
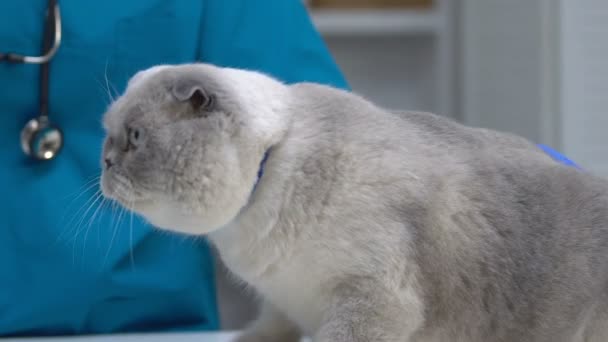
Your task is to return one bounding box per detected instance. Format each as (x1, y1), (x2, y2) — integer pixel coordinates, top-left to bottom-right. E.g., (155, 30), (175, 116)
(4, 0), (63, 161)
(20, 116), (63, 160)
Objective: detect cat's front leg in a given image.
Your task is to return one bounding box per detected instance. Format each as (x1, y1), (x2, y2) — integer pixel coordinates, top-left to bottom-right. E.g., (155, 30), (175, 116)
(234, 300), (301, 342)
(314, 277), (424, 342)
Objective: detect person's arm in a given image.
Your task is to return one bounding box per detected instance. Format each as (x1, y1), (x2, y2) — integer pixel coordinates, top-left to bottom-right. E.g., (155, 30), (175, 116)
(198, 0), (349, 89)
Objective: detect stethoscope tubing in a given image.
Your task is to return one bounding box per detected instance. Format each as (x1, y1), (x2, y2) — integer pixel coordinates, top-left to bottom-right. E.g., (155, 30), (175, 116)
(0, 3), (61, 65)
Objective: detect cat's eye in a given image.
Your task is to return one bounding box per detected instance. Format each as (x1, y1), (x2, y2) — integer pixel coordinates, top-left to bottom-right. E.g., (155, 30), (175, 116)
(127, 127), (142, 149)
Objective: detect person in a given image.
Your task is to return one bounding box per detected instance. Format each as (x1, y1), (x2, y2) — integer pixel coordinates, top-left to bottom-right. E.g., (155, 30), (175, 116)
(0, 0), (347, 336)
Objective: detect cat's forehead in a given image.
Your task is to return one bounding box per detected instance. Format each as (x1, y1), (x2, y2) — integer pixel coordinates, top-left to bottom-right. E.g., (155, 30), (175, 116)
(102, 90), (152, 133)
(101, 63), (267, 133)
(128, 65), (171, 90)
(102, 67), (171, 132)
(102, 99), (132, 133)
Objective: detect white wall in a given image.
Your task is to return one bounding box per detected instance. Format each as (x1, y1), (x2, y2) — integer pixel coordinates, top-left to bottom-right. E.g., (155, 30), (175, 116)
(460, 0), (608, 175)
(459, 0), (557, 145)
(325, 36), (436, 112)
(561, 0), (608, 175)
(315, 0), (457, 118)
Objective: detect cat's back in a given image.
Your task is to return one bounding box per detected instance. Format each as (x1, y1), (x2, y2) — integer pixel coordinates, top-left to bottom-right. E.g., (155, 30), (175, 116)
(397, 115), (608, 341)
(290, 83), (608, 341)
(290, 82), (553, 169)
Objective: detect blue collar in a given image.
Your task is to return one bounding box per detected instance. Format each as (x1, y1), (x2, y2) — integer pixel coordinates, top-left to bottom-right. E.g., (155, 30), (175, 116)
(251, 150), (270, 195)
(537, 144), (580, 169)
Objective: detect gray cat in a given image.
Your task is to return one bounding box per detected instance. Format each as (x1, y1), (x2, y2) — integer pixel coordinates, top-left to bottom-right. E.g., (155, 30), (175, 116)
(100, 63), (608, 342)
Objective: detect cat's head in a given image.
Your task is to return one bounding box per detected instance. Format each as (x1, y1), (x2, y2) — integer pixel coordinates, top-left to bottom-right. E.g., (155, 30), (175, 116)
(100, 64), (289, 235)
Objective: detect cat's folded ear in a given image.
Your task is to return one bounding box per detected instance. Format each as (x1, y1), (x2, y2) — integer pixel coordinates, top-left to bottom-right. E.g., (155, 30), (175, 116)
(172, 77), (214, 112)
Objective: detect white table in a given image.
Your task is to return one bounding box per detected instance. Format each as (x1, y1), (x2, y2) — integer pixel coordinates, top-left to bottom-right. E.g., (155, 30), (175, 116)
(3, 332), (238, 342)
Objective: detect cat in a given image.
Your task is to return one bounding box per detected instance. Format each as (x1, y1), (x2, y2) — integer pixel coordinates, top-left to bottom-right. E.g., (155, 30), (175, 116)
(100, 63), (608, 342)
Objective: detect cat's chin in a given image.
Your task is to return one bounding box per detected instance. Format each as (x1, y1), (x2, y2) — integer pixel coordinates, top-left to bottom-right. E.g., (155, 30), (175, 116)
(146, 217), (218, 236)
(135, 202), (226, 236)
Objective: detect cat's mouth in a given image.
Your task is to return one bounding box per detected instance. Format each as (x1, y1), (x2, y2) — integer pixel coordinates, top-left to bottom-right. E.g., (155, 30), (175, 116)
(100, 171), (148, 210)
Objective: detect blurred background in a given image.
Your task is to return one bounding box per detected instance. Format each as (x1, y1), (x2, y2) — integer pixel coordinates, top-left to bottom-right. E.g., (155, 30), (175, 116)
(303, 0), (608, 177)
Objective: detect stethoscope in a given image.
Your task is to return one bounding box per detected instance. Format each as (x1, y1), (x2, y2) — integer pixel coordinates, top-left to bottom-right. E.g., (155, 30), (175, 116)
(0, 0), (63, 160)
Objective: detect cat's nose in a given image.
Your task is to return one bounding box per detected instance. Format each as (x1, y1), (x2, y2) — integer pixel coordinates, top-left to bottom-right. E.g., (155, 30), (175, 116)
(104, 158), (114, 170)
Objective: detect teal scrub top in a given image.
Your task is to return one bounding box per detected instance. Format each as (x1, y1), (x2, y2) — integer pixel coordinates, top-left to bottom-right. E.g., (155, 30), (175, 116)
(0, 0), (347, 336)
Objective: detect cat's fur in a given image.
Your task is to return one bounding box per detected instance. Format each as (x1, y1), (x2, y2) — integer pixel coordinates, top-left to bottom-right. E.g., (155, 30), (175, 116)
(100, 63), (608, 342)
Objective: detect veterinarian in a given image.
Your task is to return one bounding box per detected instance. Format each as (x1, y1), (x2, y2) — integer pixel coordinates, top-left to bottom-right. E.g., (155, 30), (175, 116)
(0, 0), (347, 336)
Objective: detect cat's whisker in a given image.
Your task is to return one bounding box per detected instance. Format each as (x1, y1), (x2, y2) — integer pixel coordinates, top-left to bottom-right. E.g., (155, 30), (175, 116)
(70, 191), (104, 242)
(69, 190), (103, 265)
(104, 58), (119, 102)
(128, 191), (136, 270)
(57, 176), (100, 236)
(60, 175), (101, 201)
(102, 199), (122, 269)
(110, 204), (127, 264)
(84, 194), (107, 249)
(107, 196), (118, 231)
(74, 193), (105, 266)
(59, 189), (102, 243)
(109, 83), (119, 102)
(93, 76), (112, 106)
(104, 59), (114, 103)
(96, 198), (109, 249)
(79, 220), (94, 267)
(85, 192), (106, 228)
